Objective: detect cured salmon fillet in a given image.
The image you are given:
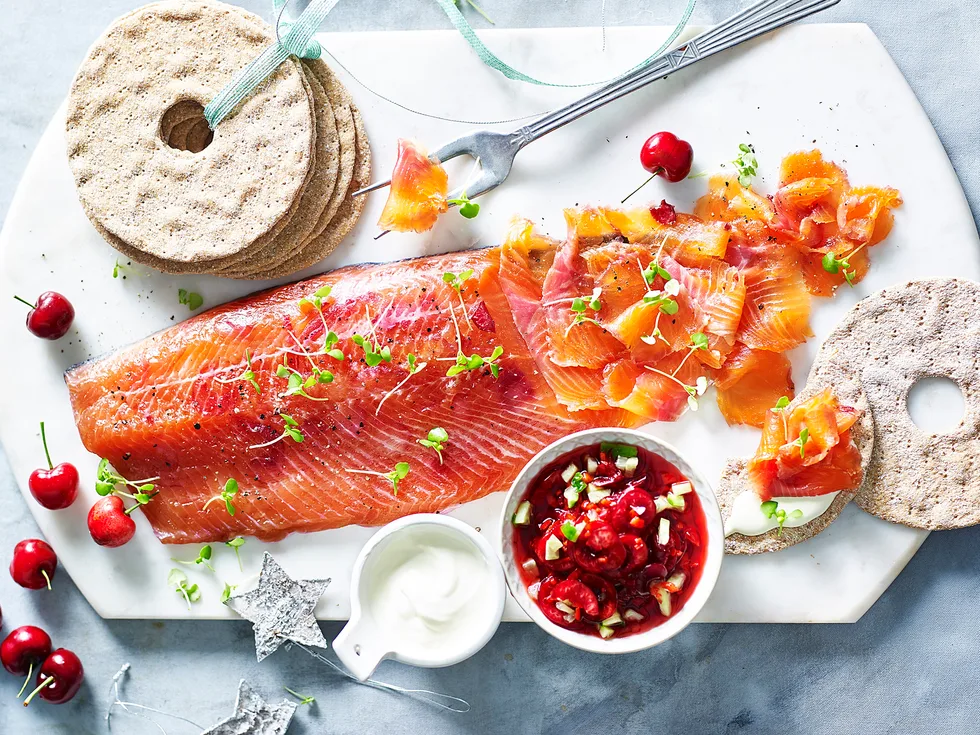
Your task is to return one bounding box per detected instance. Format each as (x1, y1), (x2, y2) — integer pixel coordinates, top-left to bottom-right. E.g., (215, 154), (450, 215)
(66, 248), (635, 544)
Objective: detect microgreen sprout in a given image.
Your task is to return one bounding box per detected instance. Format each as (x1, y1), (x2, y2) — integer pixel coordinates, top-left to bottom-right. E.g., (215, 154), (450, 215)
(441, 302), (505, 379)
(168, 569), (201, 610)
(203, 478), (239, 516)
(645, 336), (709, 411)
(774, 395), (791, 435)
(214, 349), (261, 394)
(248, 414), (304, 450)
(297, 287), (347, 359)
(820, 243), (866, 287)
(276, 357), (333, 401)
(226, 537), (245, 571)
(299, 285), (333, 313)
(220, 582), (238, 604)
(177, 289), (204, 311)
(447, 345), (504, 378)
(352, 334), (392, 367)
(733, 143), (758, 187)
(564, 287), (603, 338)
(760, 500), (804, 536)
(112, 260), (128, 279)
(345, 462), (411, 495)
(638, 238), (680, 344)
(443, 269), (475, 324)
(792, 426), (810, 459)
(173, 545), (214, 572)
(95, 459), (159, 515)
(376, 353), (427, 416)
(447, 191), (480, 219)
(351, 304), (394, 367)
(669, 332), (710, 380)
(418, 427), (449, 464)
(284, 688), (316, 706)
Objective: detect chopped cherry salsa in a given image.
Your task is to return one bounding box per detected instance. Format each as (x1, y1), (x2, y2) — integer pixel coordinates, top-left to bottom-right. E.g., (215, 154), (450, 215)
(512, 442), (707, 639)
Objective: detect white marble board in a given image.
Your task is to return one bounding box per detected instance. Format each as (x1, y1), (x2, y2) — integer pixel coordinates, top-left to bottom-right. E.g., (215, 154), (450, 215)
(1, 23), (973, 622)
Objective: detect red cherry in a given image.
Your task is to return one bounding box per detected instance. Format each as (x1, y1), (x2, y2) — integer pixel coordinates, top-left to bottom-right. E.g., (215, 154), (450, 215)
(622, 131), (694, 204)
(13, 292), (75, 340)
(28, 422), (78, 510)
(1, 626), (52, 676)
(640, 132), (694, 182)
(22, 648), (84, 706)
(88, 495), (136, 547)
(9, 539), (57, 590)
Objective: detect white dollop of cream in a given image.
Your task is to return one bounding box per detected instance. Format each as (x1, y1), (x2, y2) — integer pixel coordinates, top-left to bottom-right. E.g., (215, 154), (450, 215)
(365, 529), (495, 658)
(725, 490), (839, 537)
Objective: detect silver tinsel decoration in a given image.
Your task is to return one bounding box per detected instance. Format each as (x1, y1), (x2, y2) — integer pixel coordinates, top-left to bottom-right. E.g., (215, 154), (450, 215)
(225, 552), (330, 662)
(200, 680), (297, 735)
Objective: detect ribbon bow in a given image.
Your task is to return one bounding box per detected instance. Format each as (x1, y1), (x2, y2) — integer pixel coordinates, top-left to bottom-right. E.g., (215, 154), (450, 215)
(203, 0), (338, 129)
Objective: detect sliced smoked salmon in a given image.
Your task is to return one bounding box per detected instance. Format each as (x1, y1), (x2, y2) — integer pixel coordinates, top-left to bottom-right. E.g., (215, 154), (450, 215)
(714, 343), (794, 428)
(378, 139), (448, 233)
(747, 388), (862, 499)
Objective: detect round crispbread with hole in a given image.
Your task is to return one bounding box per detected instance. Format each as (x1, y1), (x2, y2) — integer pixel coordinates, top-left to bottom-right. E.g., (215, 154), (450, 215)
(719, 370), (873, 555)
(246, 100), (370, 280)
(808, 278), (980, 529)
(219, 56), (360, 278)
(65, 0), (315, 264)
(215, 58), (346, 277)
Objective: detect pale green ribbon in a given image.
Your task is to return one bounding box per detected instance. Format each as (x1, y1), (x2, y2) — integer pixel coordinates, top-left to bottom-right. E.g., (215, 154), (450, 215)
(204, 0), (337, 128)
(431, 0), (696, 88)
(204, 0), (696, 129)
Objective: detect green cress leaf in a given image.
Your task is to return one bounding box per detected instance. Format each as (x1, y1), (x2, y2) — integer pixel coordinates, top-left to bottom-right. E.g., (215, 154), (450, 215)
(600, 442), (638, 459)
(178, 289), (204, 311)
(384, 462), (411, 494)
(690, 332), (709, 351)
(220, 582), (237, 603)
(775, 396), (790, 410)
(760, 500), (778, 519)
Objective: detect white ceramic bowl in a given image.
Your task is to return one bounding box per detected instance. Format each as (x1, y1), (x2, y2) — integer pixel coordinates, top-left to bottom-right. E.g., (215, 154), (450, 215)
(334, 514), (506, 680)
(499, 428), (724, 654)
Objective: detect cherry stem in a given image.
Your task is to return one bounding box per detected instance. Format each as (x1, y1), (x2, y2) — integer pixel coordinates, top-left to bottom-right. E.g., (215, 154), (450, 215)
(41, 569), (52, 591)
(22, 676), (55, 707)
(621, 168), (663, 204)
(12, 295), (35, 309)
(123, 503), (141, 517)
(39, 421), (53, 469)
(16, 663), (34, 699)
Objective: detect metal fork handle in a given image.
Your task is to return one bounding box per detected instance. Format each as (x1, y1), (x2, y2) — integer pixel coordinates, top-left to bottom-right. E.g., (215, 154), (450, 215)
(515, 0), (840, 146)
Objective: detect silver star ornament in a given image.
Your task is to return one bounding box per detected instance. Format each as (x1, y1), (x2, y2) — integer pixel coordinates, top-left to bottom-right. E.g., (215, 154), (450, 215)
(225, 552), (330, 662)
(200, 679), (297, 735)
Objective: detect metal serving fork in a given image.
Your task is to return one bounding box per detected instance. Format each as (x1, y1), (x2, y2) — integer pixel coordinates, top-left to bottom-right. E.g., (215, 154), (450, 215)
(355, 0), (840, 203)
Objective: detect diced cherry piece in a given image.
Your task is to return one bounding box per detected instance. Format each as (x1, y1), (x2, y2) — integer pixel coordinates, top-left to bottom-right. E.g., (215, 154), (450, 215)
(640, 563), (669, 582)
(682, 525), (701, 547)
(531, 534), (574, 573)
(585, 521), (618, 551)
(571, 538), (627, 573)
(650, 199), (678, 226)
(608, 489), (655, 533)
(620, 534), (649, 573)
(538, 575), (559, 602)
(580, 574), (618, 621)
(549, 579), (600, 618)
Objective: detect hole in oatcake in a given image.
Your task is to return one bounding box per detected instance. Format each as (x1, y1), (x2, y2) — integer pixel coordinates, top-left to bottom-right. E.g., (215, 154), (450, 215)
(160, 100), (213, 153)
(907, 377), (965, 433)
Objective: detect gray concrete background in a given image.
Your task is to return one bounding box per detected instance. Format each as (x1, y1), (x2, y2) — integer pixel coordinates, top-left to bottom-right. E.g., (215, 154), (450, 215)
(1, 1), (979, 733)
